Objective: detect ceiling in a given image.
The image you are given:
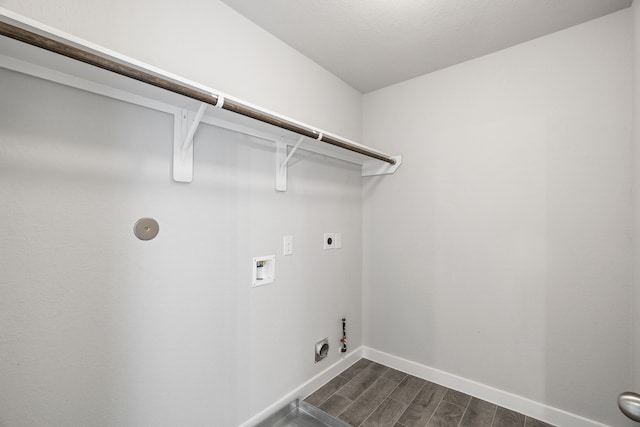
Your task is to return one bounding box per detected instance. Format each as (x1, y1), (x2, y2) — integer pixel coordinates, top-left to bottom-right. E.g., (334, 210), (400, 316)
(220, 0), (633, 93)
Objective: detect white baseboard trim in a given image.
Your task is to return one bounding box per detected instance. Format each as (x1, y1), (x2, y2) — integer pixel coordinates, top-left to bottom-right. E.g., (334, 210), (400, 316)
(362, 347), (609, 427)
(239, 346), (364, 427)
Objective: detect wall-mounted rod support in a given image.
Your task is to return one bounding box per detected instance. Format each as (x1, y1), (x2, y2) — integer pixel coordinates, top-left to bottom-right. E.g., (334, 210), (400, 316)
(182, 102), (208, 154)
(0, 20), (396, 165)
(280, 136), (305, 171)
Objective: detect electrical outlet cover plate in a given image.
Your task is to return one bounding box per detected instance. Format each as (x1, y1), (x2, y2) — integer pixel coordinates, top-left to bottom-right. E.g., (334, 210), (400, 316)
(283, 235), (293, 255)
(324, 233), (335, 250)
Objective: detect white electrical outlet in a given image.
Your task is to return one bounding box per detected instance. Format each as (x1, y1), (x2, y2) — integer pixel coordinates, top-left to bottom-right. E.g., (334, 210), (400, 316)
(324, 233), (335, 250)
(334, 233), (342, 249)
(283, 235), (293, 255)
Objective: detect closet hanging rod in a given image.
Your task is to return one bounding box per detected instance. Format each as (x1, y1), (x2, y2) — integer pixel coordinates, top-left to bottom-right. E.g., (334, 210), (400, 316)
(0, 20), (396, 165)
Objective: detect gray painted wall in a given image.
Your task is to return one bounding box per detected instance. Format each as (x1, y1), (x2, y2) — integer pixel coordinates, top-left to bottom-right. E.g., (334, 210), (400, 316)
(363, 10), (633, 426)
(0, 1), (364, 425)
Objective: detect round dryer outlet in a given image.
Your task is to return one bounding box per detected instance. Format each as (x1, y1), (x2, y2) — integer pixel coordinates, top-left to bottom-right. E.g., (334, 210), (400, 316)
(315, 338), (329, 363)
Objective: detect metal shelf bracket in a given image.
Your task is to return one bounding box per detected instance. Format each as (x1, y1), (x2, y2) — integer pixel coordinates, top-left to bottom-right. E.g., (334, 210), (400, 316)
(173, 103), (207, 183)
(181, 102), (207, 155)
(362, 155), (402, 177)
(173, 109), (192, 183)
(276, 136), (305, 192)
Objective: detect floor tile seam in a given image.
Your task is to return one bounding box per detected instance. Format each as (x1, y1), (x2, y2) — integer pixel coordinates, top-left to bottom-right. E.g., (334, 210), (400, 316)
(357, 396), (407, 427)
(423, 390), (447, 427)
(334, 384), (353, 401)
(406, 380), (429, 407)
(388, 373), (409, 383)
(344, 363), (375, 385)
(400, 379), (428, 406)
(489, 404), (498, 426)
(457, 404), (469, 427)
(444, 396), (471, 411)
(312, 384), (346, 409)
(313, 379), (351, 409)
(443, 400), (466, 412)
(320, 391), (354, 415)
(339, 367), (361, 382)
(384, 366), (409, 383)
(386, 371), (403, 391)
(356, 377), (402, 426)
(335, 373), (359, 398)
(393, 382), (428, 427)
(378, 366), (391, 379)
(435, 400), (466, 427)
(387, 398), (410, 427)
(334, 375), (372, 419)
(345, 375), (387, 402)
(462, 394), (472, 410)
(339, 364), (388, 400)
(313, 394), (332, 409)
(343, 357), (370, 374)
(356, 400), (381, 427)
(334, 392), (358, 419)
(387, 395), (410, 408)
(333, 375), (392, 420)
(453, 391), (474, 426)
(385, 373), (408, 385)
(380, 396), (410, 427)
(334, 370), (372, 401)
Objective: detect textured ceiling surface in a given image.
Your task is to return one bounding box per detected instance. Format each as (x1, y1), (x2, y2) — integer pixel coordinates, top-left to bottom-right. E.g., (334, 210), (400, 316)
(220, 0), (632, 93)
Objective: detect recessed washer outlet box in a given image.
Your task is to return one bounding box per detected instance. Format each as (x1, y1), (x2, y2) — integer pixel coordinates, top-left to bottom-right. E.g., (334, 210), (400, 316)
(252, 255), (275, 287)
(315, 338), (329, 363)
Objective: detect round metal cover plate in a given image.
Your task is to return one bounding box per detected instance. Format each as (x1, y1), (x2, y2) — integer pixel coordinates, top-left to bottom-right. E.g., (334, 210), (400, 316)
(134, 218), (159, 240)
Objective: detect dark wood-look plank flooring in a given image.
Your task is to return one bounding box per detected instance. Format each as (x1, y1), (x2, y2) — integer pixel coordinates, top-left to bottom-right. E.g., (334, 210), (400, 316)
(304, 358), (556, 427)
